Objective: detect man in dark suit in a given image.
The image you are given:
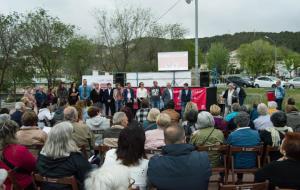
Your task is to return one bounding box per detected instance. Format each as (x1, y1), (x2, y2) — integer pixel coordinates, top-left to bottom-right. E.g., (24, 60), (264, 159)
(123, 82), (135, 112)
(90, 83), (103, 108)
(103, 83), (115, 116)
(162, 82), (174, 109)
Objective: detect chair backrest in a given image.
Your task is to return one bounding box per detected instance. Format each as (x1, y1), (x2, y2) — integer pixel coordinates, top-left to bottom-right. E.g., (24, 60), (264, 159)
(32, 173), (79, 190)
(7, 170), (22, 190)
(145, 149), (162, 155)
(219, 180), (269, 190)
(264, 145), (280, 164)
(229, 145), (263, 168)
(92, 129), (105, 135)
(196, 144), (229, 152)
(79, 145), (88, 159)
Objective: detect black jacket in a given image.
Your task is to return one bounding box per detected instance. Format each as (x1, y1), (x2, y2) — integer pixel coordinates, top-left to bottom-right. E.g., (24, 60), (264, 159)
(103, 88), (114, 103)
(90, 89), (103, 103)
(255, 159), (300, 190)
(147, 144), (211, 190)
(36, 152), (92, 190)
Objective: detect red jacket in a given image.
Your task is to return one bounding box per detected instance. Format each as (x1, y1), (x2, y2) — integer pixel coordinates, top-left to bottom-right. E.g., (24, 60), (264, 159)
(0, 144), (36, 189)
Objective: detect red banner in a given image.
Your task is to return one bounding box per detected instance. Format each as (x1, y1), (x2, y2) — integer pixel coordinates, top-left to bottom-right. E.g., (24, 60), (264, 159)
(132, 87), (207, 110)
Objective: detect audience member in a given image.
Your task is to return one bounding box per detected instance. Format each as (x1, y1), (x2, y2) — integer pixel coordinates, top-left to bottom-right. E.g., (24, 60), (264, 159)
(56, 82), (68, 104)
(16, 111), (47, 150)
(37, 122), (91, 190)
(0, 169), (7, 190)
(275, 80), (285, 110)
(68, 82), (79, 105)
(103, 126), (148, 189)
(85, 164), (131, 190)
(225, 103), (240, 131)
(210, 104), (227, 131)
(21, 97), (34, 111)
(268, 101), (278, 115)
(285, 105), (300, 132)
(104, 83), (115, 116)
(0, 108), (10, 123)
(23, 87), (36, 109)
(255, 132), (300, 189)
(162, 100), (180, 124)
(52, 99), (67, 125)
(181, 109), (198, 142)
(147, 126), (211, 190)
(35, 86), (47, 109)
(145, 113), (171, 150)
(183, 101), (198, 121)
(253, 103), (273, 130)
(120, 106), (139, 127)
(250, 102), (259, 128)
(0, 120), (36, 190)
(64, 106), (95, 150)
(287, 97), (295, 106)
(86, 106), (110, 145)
(47, 87), (56, 105)
(10, 102), (25, 127)
(227, 112), (261, 183)
(135, 99), (150, 123)
(190, 111), (225, 167)
(103, 112), (128, 147)
(75, 100), (87, 123)
(37, 101), (54, 127)
(143, 108), (160, 131)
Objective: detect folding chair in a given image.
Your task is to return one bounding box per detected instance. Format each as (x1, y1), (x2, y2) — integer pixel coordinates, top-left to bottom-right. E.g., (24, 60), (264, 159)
(94, 144), (113, 165)
(196, 144), (229, 184)
(32, 173), (79, 190)
(79, 145), (89, 159)
(229, 145), (263, 184)
(219, 180), (269, 190)
(264, 145), (280, 165)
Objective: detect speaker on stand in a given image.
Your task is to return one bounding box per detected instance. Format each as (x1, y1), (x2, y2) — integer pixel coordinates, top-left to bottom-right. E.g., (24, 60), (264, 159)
(114, 73), (126, 87)
(199, 71), (210, 87)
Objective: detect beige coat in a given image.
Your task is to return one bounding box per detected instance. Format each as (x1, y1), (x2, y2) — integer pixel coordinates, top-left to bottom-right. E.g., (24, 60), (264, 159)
(16, 126), (47, 145)
(71, 122), (95, 150)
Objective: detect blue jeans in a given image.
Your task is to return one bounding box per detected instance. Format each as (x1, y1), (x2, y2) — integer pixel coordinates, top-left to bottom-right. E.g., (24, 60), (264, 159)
(151, 100), (160, 109)
(115, 100), (123, 111)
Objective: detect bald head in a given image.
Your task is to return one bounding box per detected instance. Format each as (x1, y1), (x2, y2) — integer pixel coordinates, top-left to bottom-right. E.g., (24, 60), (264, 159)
(164, 125), (185, 145)
(64, 106), (78, 122)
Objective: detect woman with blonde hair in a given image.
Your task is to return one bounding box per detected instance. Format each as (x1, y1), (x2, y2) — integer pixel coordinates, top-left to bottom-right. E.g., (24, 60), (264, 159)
(36, 121), (91, 190)
(210, 104), (227, 131)
(183, 102), (198, 120)
(143, 108), (160, 131)
(145, 113), (171, 149)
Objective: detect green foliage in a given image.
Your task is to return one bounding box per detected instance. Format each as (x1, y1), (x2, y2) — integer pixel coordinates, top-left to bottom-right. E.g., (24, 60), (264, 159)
(277, 47), (300, 77)
(65, 36), (96, 82)
(206, 43), (229, 74)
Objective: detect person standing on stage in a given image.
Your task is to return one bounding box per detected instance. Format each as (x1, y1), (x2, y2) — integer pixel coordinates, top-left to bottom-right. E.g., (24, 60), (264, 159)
(162, 82), (174, 109)
(136, 82), (148, 109)
(222, 83), (238, 116)
(113, 83), (124, 112)
(150, 81), (161, 109)
(79, 79), (92, 101)
(90, 83), (103, 108)
(275, 80), (285, 110)
(179, 83), (192, 115)
(57, 82), (68, 104)
(68, 82), (79, 105)
(123, 82), (135, 112)
(103, 83), (115, 116)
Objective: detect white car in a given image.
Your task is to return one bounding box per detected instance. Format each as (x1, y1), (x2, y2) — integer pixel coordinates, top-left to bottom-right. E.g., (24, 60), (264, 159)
(254, 76), (286, 88)
(287, 77), (300, 88)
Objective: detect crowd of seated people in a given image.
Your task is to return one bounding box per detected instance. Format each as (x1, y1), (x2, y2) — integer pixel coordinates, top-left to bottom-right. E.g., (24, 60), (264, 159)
(1, 81), (300, 190)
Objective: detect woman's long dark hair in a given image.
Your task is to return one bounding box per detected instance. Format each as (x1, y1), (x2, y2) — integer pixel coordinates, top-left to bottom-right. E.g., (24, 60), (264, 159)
(116, 126), (146, 166)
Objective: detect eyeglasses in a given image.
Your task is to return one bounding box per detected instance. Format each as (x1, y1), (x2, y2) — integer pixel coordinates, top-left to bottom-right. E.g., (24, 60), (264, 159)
(128, 178), (136, 189)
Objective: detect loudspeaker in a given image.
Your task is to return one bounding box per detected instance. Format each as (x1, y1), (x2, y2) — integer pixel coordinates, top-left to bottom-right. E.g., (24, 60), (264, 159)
(114, 73), (126, 86)
(206, 87), (217, 110)
(200, 72), (210, 87)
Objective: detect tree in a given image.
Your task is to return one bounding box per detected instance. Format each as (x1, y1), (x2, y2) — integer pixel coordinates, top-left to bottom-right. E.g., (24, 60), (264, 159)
(278, 47), (300, 78)
(237, 39), (274, 77)
(21, 9), (74, 87)
(206, 43), (229, 74)
(65, 36), (96, 82)
(0, 13), (22, 91)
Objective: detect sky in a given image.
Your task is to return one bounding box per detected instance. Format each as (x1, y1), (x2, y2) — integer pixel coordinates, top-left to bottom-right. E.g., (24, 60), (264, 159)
(0, 0), (299, 38)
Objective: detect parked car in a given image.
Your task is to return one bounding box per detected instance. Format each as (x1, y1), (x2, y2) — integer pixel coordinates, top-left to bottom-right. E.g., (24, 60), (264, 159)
(226, 76), (253, 87)
(254, 76), (286, 88)
(287, 77), (300, 88)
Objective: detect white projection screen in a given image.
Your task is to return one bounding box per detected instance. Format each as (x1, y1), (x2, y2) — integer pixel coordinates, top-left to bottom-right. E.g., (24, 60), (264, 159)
(158, 51), (188, 71)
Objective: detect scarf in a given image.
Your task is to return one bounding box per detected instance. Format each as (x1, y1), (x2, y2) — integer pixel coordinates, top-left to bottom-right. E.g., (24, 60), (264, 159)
(266, 126), (293, 147)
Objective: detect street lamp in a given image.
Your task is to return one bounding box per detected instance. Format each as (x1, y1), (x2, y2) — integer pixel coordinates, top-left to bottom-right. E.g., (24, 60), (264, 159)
(186, 0), (199, 86)
(264, 35), (277, 74)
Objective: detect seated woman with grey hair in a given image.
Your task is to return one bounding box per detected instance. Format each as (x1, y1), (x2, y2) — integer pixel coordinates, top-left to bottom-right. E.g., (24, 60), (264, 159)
(36, 121), (91, 190)
(145, 113), (171, 150)
(143, 108), (160, 131)
(190, 111), (224, 167)
(103, 112), (128, 147)
(253, 103), (273, 130)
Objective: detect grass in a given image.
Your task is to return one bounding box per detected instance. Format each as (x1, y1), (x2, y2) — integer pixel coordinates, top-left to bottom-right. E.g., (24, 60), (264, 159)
(217, 87), (300, 109)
